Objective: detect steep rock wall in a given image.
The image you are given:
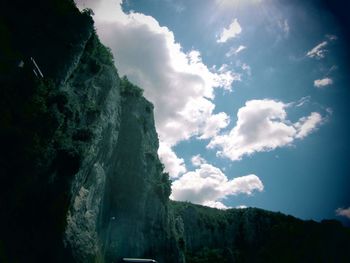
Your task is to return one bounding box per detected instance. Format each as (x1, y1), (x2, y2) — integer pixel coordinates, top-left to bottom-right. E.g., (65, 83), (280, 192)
(171, 201), (350, 263)
(61, 26), (184, 263)
(63, 32), (122, 262)
(100, 91), (183, 263)
(0, 1), (183, 262)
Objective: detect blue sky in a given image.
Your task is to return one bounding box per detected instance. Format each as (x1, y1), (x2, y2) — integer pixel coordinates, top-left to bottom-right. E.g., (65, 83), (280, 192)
(76, 0), (350, 224)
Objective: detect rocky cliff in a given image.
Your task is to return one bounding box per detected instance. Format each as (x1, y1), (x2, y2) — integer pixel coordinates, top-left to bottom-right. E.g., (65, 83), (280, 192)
(171, 202), (350, 262)
(0, 1), (183, 262)
(63, 40), (184, 263)
(0, 1), (349, 263)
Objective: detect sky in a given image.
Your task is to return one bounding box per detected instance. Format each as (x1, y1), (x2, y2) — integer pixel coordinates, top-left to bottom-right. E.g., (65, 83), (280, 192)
(75, 0), (350, 225)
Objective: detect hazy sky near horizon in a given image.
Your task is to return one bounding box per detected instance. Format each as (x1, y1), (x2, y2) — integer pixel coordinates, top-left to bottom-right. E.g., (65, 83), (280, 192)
(75, 0), (350, 224)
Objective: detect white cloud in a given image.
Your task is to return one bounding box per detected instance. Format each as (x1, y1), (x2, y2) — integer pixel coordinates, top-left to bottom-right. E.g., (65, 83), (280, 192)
(306, 41), (328, 59)
(203, 200), (230, 210)
(158, 142), (186, 179)
(75, 0), (102, 9)
(198, 112), (231, 139)
(294, 96), (311, 107)
(314, 78), (333, 88)
(226, 45), (247, 57)
(208, 99), (324, 161)
(294, 112), (323, 139)
(191, 154), (207, 167)
(235, 45), (247, 54)
(236, 205), (247, 209)
(336, 207), (350, 219)
(217, 18), (242, 43)
(170, 162), (263, 209)
(75, 0), (239, 177)
(306, 34), (337, 59)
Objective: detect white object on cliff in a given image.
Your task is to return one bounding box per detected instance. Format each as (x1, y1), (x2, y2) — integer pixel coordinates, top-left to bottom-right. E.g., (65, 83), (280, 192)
(122, 258), (157, 263)
(30, 57), (44, 78)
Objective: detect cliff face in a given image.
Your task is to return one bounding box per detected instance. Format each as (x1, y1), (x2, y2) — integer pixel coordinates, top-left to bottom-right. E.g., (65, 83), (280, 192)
(64, 41), (184, 262)
(171, 202), (350, 263)
(62, 32), (122, 263)
(41, 18), (184, 263)
(99, 90), (182, 263)
(0, 1), (183, 262)
(1, 1), (350, 263)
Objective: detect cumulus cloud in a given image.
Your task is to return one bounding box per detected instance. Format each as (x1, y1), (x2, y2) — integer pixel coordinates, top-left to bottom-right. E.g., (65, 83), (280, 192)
(191, 154), (207, 167)
(171, 162), (264, 209)
(75, 0), (239, 177)
(208, 99), (324, 161)
(217, 18), (242, 43)
(336, 207), (350, 219)
(158, 142), (186, 178)
(306, 41), (328, 59)
(226, 45), (247, 57)
(198, 111), (231, 139)
(314, 78), (333, 88)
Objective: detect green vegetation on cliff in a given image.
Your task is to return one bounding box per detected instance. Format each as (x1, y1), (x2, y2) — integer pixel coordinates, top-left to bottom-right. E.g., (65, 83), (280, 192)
(171, 201), (350, 263)
(120, 76), (144, 97)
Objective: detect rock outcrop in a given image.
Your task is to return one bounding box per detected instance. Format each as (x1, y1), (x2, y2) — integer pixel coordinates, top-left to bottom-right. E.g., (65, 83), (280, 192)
(171, 201), (350, 263)
(0, 1), (183, 262)
(63, 42), (184, 262)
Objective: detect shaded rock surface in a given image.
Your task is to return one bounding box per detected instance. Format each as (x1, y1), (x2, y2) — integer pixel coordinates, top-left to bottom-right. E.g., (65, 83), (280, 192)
(171, 201), (350, 263)
(0, 1), (183, 262)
